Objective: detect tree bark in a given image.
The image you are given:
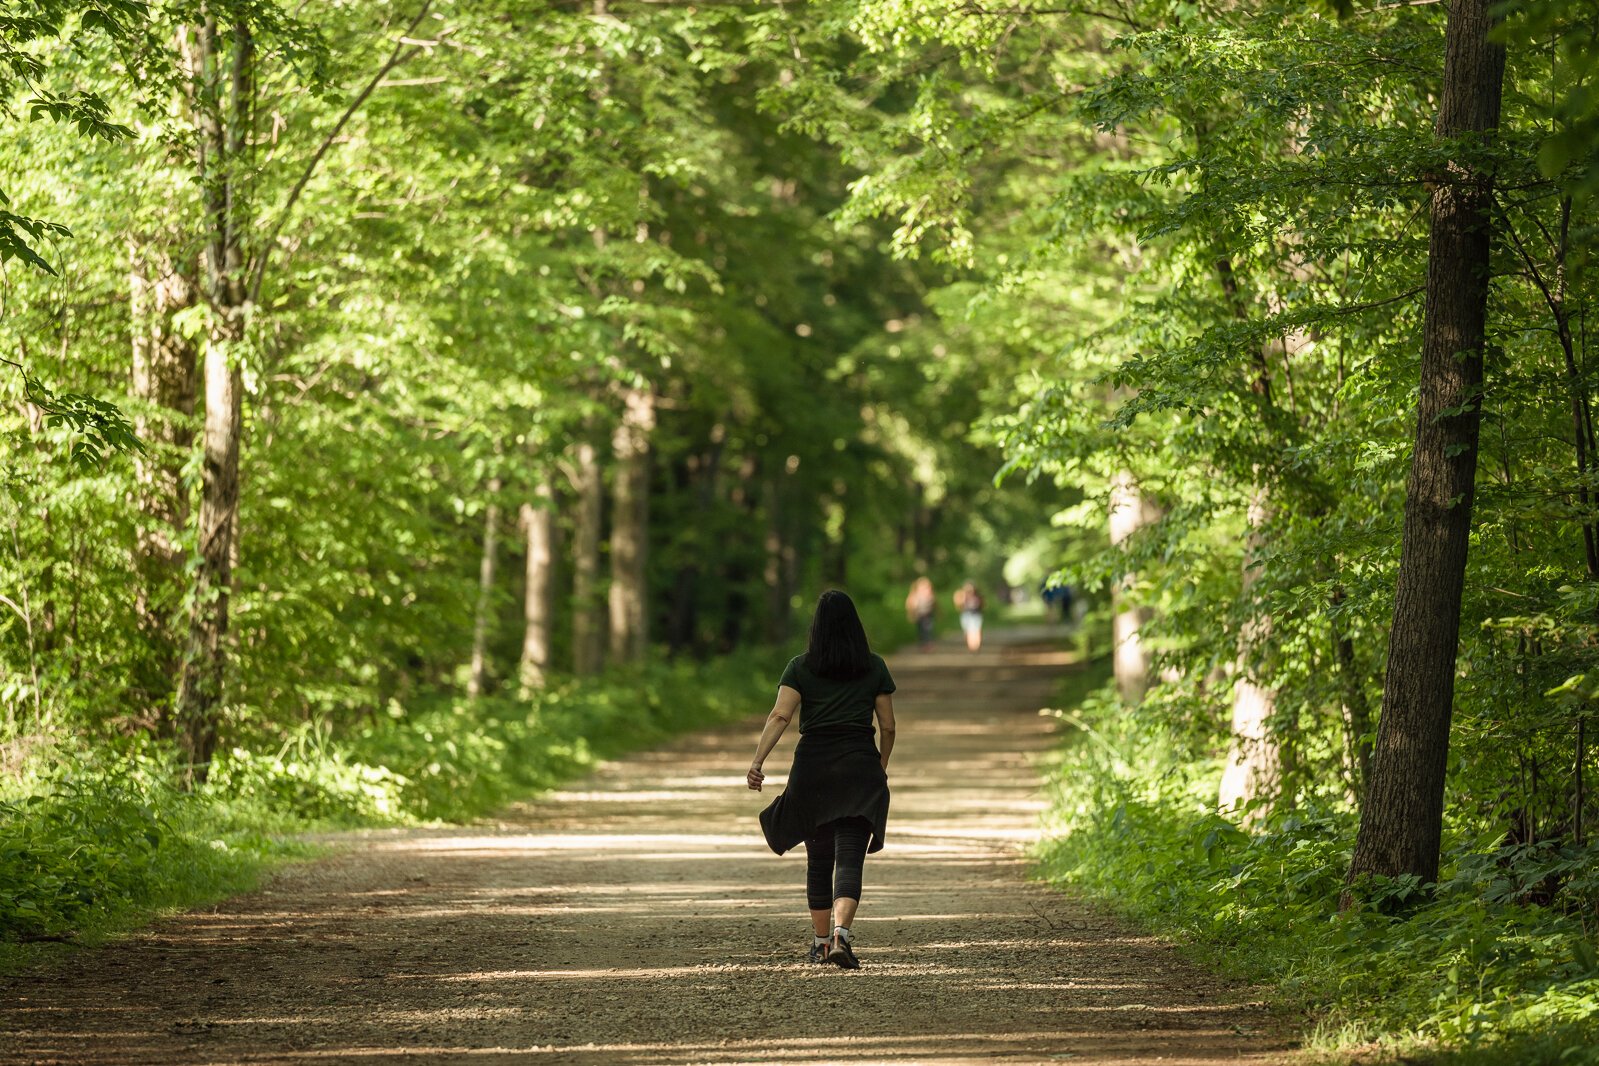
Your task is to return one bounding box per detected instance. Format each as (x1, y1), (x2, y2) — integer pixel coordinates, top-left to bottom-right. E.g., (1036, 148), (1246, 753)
(130, 243), (199, 727)
(570, 439), (605, 676)
(1346, 0), (1505, 895)
(518, 482), (555, 693)
(174, 17), (253, 785)
(608, 385), (654, 664)
(1211, 248), (1296, 816)
(174, 313), (243, 781)
(468, 478), (501, 699)
(1219, 486), (1280, 813)
(1109, 470), (1154, 703)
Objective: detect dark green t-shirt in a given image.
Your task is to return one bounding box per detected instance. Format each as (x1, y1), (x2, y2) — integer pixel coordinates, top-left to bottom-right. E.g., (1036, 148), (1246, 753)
(779, 653), (896, 734)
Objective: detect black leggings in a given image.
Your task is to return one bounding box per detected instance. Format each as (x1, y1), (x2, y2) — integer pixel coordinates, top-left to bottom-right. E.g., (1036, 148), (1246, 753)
(804, 816), (872, 912)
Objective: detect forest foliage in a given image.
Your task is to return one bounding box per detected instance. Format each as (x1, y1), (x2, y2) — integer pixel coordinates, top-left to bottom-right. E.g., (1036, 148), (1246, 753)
(1, 0), (1047, 966)
(3, 0), (1599, 1059)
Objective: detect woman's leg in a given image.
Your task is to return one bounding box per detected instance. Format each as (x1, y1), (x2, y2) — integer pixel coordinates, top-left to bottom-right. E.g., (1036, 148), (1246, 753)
(830, 817), (872, 932)
(804, 825), (836, 936)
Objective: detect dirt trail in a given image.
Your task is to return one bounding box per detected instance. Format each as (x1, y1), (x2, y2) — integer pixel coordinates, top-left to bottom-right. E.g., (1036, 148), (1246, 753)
(1, 630), (1297, 1065)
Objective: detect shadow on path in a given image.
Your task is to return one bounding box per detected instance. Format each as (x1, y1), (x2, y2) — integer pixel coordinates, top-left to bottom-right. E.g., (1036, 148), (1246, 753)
(0, 629), (1297, 1065)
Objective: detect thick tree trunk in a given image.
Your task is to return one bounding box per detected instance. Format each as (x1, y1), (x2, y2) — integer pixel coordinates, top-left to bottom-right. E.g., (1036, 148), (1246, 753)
(1346, 0), (1505, 895)
(1109, 470), (1154, 702)
(468, 478), (501, 699)
(518, 482), (555, 693)
(130, 245), (199, 727)
(1219, 487), (1280, 813)
(570, 439), (605, 676)
(608, 385), (654, 663)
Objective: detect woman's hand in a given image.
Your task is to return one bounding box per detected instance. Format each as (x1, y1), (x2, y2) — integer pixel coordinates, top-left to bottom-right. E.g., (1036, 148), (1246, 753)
(748, 688), (798, 792)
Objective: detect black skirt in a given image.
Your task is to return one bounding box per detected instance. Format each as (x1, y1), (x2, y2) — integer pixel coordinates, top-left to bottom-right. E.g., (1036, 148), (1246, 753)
(759, 727), (890, 856)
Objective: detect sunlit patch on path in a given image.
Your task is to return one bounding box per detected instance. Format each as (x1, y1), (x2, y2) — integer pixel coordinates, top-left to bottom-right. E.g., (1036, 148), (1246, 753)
(0, 629), (1296, 1064)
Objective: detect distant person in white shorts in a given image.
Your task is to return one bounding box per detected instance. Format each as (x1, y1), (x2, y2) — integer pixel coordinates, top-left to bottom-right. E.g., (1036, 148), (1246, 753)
(954, 581), (984, 652)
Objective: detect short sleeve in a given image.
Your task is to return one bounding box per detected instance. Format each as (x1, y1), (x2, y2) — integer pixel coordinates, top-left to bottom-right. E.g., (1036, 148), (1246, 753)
(779, 656), (803, 692)
(877, 656), (896, 695)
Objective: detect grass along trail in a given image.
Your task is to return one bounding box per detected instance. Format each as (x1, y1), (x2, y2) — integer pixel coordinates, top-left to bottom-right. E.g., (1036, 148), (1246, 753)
(0, 630), (1297, 1064)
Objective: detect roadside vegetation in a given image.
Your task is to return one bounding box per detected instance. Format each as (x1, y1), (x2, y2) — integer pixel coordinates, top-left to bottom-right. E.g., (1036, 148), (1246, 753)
(0, 652), (779, 972)
(1036, 658), (1599, 1064)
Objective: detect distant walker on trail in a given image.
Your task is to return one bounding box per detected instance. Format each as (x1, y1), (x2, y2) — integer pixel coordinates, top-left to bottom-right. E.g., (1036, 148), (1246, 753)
(954, 580), (985, 652)
(905, 576), (936, 650)
(746, 589), (897, 970)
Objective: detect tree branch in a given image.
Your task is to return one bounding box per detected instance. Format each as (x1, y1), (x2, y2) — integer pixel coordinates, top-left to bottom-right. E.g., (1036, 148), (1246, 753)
(247, 0), (436, 304)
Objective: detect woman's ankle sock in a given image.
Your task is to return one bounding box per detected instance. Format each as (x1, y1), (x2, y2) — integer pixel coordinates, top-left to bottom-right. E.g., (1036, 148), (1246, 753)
(812, 933), (829, 946)
(833, 926), (851, 942)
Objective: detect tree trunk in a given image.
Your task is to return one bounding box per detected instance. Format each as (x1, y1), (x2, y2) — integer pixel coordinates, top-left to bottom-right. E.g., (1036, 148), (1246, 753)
(1219, 487), (1280, 813)
(130, 244), (199, 728)
(1210, 248), (1296, 816)
(763, 472), (790, 644)
(1109, 470), (1154, 703)
(174, 17), (253, 785)
(518, 482), (555, 693)
(570, 439), (605, 676)
(608, 385), (654, 664)
(468, 478), (501, 699)
(1330, 584), (1374, 801)
(174, 313), (243, 781)
(720, 454), (757, 652)
(666, 440), (723, 656)
(824, 481), (848, 587)
(1346, 0), (1505, 895)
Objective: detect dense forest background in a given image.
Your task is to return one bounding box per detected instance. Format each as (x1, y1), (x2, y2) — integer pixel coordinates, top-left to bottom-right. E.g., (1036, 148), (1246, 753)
(4, 0), (1599, 1059)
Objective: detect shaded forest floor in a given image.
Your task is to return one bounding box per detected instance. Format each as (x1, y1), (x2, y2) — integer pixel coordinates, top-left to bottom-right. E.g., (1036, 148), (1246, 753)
(0, 630), (1300, 1064)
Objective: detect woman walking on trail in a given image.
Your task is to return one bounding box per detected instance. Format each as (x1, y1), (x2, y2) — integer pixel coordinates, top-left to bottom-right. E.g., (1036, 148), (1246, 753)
(905, 576), (936, 650)
(955, 580), (985, 652)
(747, 589), (897, 970)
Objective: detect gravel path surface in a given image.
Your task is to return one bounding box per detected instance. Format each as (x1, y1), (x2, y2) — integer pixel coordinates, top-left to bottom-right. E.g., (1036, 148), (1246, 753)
(0, 630), (1298, 1064)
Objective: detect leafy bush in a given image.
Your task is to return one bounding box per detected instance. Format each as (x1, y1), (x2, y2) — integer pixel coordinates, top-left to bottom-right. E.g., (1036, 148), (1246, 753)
(1034, 675), (1599, 1063)
(0, 759), (294, 943)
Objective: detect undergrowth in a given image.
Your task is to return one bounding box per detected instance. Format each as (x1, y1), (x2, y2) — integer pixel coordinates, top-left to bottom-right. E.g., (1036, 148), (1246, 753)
(1032, 667), (1599, 1065)
(0, 649), (778, 972)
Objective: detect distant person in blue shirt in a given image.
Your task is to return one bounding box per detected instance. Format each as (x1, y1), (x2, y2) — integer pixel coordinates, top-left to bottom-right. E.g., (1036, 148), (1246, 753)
(1041, 580), (1074, 623)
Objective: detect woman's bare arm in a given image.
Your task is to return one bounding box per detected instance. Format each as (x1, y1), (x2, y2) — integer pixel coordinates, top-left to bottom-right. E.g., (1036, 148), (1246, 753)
(875, 693), (896, 770)
(747, 685), (802, 791)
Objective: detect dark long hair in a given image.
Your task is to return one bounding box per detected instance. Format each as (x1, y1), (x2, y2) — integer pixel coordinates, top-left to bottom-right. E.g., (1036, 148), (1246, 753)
(804, 589), (873, 680)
